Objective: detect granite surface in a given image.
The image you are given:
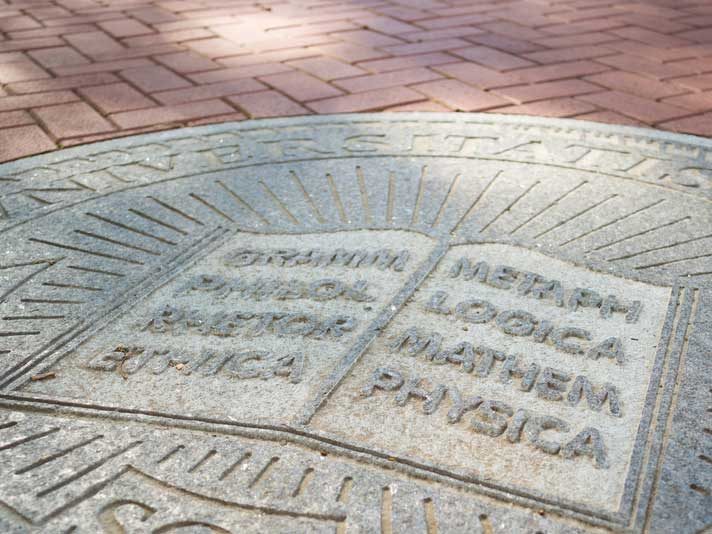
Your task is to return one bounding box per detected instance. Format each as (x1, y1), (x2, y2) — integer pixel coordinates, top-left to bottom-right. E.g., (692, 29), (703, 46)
(0, 113), (710, 533)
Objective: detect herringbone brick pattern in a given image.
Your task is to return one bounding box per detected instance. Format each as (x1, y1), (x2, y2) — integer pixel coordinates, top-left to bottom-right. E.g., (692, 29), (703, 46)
(2, 0), (712, 162)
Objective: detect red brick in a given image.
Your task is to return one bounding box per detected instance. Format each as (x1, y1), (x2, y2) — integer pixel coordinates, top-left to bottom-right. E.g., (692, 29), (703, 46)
(513, 60), (610, 84)
(661, 93), (712, 112)
(659, 113), (712, 136)
(219, 48), (319, 68)
(467, 33), (543, 54)
(523, 45), (616, 64)
(333, 67), (442, 93)
(259, 71), (342, 102)
(111, 99), (235, 128)
(595, 55), (694, 81)
(433, 62), (520, 89)
(306, 86), (425, 113)
(386, 100), (452, 112)
(124, 29), (214, 48)
(229, 91), (309, 117)
(495, 98), (599, 118)
(0, 37), (64, 52)
(187, 112), (247, 126)
(28, 46), (89, 69)
(400, 27), (486, 43)
(357, 52), (458, 73)
(99, 19), (153, 38)
(188, 63), (293, 84)
(358, 15), (419, 34)
(314, 42), (385, 63)
(0, 110), (34, 128)
(129, 6), (182, 24)
(494, 79), (602, 104)
(8, 24), (97, 40)
(0, 16), (41, 32)
(0, 125), (56, 161)
(0, 91), (79, 112)
(412, 79), (509, 111)
(0, 60), (49, 83)
(577, 91), (691, 123)
(536, 32), (619, 48)
(78, 82), (155, 113)
(185, 38), (247, 58)
(287, 57), (365, 81)
(383, 38), (472, 57)
(331, 29), (404, 47)
(155, 51), (219, 73)
(34, 102), (115, 138)
(54, 59), (154, 77)
(666, 28), (712, 44)
(479, 21), (547, 41)
(609, 27), (692, 49)
(584, 71), (686, 99)
(8, 73), (119, 94)
(64, 31), (124, 57)
(417, 13), (495, 30)
(540, 19), (625, 36)
(575, 110), (647, 127)
(452, 45), (535, 71)
(0, 52), (25, 64)
(668, 74), (712, 91)
(153, 78), (265, 104)
(120, 65), (191, 92)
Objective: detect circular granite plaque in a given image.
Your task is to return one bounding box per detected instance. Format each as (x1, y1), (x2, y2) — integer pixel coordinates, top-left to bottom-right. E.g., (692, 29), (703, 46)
(0, 114), (710, 533)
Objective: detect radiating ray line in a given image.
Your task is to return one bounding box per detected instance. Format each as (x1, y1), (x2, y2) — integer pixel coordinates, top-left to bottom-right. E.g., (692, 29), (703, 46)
(509, 180), (587, 235)
(0, 259), (58, 305)
(15, 435), (104, 475)
(259, 182), (299, 224)
(42, 281), (102, 292)
(411, 165), (428, 225)
(21, 298), (84, 305)
(450, 170), (503, 235)
(590, 216), (690, 252)
(325, 173), (347, 224)
(291, 467), (314, 497)
(0, 199), (8, 219)
(148, 196), (205, 226)
(607, 233), (712, 262)
(67, 265), (125, 278)
(189, 192), (234, 222)
(356, 166), (372, 225)
(480, 179), (539, 234)
(533, 194), (617, 240)
(430, 173), (461, 228)
(0, 427), (59, 451)
(216, 180), (271, 226)
(386, 171), (396, 224)
(128, 208), (188, 236)
(36, 440), (142, 498)
(219, 451), (251, 481)
(633, 252), (712, 270)
(290, 170), (325, 223)
(188, 449), (217, 473)
(248, 456), (279, 488)
(28, 238), (143, 265)
(2, 315), (65, 321)
(74, 229), (159, 256)
(0, 331), (41, 337)
(85, 213), (176, 246)
(560, 198), (665, 247)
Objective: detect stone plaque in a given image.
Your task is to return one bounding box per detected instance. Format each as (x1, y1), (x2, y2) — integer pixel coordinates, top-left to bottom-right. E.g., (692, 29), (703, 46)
(0, 114), (709, 533)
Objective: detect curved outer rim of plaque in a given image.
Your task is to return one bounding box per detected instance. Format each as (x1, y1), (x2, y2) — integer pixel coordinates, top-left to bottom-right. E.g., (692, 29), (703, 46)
(0, 113), (709, 532)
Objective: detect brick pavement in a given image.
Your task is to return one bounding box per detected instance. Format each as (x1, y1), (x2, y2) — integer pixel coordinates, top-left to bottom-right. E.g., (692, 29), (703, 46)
(2, 0), (712, 162)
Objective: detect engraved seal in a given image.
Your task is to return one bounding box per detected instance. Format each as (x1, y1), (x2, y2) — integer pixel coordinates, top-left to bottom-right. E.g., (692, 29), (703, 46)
(0, 114), (709, 533)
